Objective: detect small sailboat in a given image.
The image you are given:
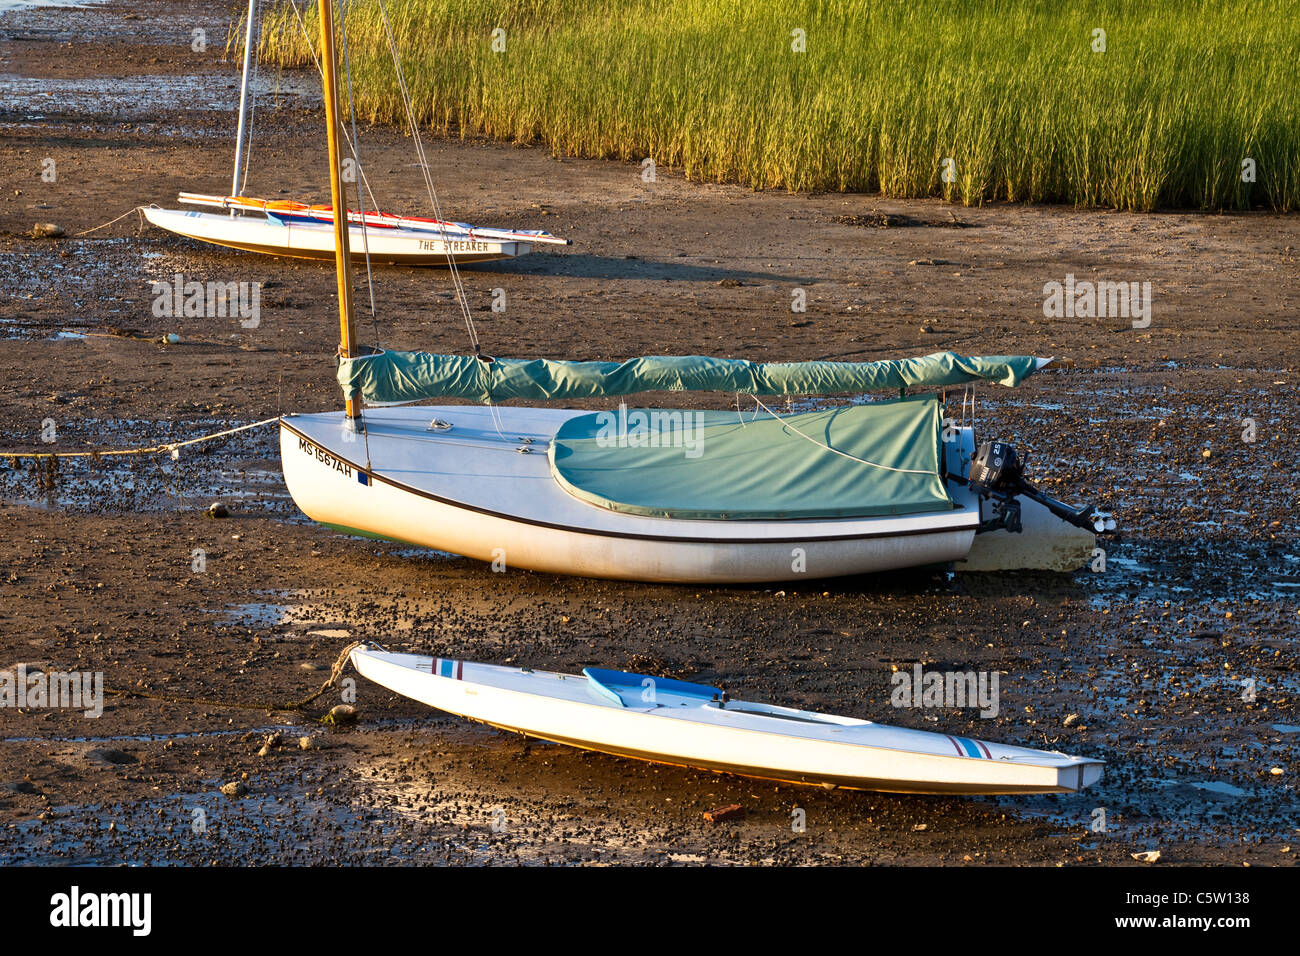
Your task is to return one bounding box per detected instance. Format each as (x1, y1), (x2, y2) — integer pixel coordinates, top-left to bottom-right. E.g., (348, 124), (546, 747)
(351, 646), (1105, 794)
(144, 0), (567, 264)
(277, 0), (1115, 584)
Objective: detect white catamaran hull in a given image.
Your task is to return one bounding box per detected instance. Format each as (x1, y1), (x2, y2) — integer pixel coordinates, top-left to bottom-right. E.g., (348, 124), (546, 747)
(279, 406), (984, 584)
(143, 207), (529, 264)
(351, 648), (1104, 794)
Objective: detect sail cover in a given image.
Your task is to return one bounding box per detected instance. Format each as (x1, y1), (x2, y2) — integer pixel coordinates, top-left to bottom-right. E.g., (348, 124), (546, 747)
(338, 350), (1042, 405)
(548, 397), (951, 520)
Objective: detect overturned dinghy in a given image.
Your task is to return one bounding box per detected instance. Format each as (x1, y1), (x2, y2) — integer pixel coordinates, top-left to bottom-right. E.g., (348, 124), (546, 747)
(280, 350), (1114, 583)
(351, 646), (1105, 794)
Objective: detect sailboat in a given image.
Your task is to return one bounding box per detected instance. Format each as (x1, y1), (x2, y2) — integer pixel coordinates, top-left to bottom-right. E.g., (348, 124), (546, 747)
(144, 0), (568, 264)
(350, 645), (1105, 794)
(278, 1), (1116, 585)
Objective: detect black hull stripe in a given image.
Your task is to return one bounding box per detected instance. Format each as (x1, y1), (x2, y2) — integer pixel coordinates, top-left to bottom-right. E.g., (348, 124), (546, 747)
(280, 418), (979, 547)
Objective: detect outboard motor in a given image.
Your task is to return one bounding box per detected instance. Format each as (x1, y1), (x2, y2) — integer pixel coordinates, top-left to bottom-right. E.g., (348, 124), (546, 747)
(968, 441), (1116, 535)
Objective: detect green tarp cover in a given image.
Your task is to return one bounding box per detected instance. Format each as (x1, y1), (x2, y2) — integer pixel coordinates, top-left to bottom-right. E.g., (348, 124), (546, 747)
(338, 350), (1040, 405)
(548, 396), (950, 520)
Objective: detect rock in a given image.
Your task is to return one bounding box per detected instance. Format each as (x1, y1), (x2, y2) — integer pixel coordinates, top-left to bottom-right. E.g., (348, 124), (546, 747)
(206, 501), (229, 518)
(31, 223), (64, 239)
(1131, 850), (1161, 863)
(219, 781), (247, 798)
(298, 736), (315, 750)
(1063, 713), (1080, 727)
(86, 747), (137, 766)
(323, 704), (357, 725)
(256, 731), (283, 757)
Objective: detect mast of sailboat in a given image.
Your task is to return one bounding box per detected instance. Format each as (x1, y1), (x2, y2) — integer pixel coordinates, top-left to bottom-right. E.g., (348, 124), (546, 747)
(317, 0), (360, 423)
(230, 0), (257, 210)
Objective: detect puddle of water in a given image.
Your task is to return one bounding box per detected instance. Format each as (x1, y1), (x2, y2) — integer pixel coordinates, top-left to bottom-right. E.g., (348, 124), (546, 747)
(0, 0), (107, 12)
(0, 416), (292, 517)
(1, 724), (302, 745)
(0, 72), (317, 121)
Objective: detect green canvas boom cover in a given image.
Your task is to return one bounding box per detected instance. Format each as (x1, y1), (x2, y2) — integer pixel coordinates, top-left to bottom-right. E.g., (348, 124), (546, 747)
(548, 397), (950, 520)
(337, 349), (1042, 406)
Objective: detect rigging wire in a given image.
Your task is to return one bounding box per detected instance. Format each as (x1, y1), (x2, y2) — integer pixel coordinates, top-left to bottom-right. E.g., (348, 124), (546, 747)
(285, 0), (383, 214)
(374, 0), (481, 355)
(338, 0), (378, 325)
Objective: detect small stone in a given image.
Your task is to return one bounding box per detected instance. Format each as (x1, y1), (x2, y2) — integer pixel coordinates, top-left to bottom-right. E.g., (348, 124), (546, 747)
(323, 704), (357, 725)
(1063, 713), (1079, 727)
(206, 501), (229, 518)
(219, 780), (247, 798)
(31, 222), (64, 239)
(298, 736), (315, 750)
(1131, 850), (1161, 863)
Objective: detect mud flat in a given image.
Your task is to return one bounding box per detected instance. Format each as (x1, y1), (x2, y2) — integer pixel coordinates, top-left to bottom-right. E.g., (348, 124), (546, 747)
(0, 0), (1296, 865)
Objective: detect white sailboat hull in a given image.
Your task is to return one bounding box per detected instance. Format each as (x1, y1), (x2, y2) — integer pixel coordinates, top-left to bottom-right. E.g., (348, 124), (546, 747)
(352, 648), (1105, 794)
(144, 207), (529, 264)
(279, 406), (982, 583)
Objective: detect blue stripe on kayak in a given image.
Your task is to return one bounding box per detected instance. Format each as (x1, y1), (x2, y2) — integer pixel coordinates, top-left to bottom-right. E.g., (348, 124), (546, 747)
(956, 737), (983, 759)
(437, 658), (454, 678)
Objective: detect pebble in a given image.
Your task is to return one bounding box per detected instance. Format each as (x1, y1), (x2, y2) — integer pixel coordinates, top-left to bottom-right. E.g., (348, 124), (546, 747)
(31, 222), (65, 238)
(324, 704), (357, 725)
(219, 781), (248, 798)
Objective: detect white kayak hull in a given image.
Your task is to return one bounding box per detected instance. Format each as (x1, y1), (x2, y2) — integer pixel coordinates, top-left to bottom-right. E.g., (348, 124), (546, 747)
(352, 648), (1104, 795)
(144, 207), (529, 264)
(279, 406), (983, 583)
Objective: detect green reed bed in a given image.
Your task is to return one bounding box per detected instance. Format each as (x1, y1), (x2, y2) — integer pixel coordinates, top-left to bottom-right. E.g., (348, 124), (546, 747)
(254, 0), (1300, 210)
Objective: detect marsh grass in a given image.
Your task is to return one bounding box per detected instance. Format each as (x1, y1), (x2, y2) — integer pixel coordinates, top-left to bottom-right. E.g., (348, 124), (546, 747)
(253, 0), (1300, 210)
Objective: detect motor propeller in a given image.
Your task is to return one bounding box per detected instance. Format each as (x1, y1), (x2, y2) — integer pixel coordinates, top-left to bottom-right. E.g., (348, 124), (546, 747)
(967, 441), (1116, 535)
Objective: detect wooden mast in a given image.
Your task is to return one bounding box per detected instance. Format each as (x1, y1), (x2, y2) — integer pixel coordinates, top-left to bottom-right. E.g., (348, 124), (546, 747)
(317, 0), (360, 422)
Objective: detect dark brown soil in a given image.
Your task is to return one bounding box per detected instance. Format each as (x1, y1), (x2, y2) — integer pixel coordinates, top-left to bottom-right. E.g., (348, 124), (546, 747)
(0, 0), (1296, 866)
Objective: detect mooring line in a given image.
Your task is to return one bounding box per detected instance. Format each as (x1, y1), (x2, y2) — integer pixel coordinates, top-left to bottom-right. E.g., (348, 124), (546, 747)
(0, 417), (280, 461)
(71, 205), (147, 237)
(103, 641), (364, 719)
